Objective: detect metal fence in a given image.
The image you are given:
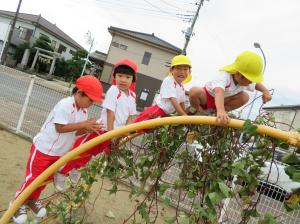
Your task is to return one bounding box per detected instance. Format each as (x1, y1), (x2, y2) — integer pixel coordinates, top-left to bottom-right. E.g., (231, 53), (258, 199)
(0, 65), (102, 138)
(1, 66), (299, 223)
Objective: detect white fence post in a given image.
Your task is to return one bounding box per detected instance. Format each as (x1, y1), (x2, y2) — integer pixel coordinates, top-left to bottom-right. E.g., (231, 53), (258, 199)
(16, 75), (35, 133)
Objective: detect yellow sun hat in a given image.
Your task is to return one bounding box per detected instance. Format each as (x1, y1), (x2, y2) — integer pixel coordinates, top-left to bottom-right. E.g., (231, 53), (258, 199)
(220, 51), (263, 83)
(168, 55), (192, 84)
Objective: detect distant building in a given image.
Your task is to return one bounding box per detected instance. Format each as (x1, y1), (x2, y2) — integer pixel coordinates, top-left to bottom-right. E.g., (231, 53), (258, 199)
(263, 105), (300, 131)
(100, 26), (182, 111)
(0, 10), (83, 66)
(88, 50), (107, 79)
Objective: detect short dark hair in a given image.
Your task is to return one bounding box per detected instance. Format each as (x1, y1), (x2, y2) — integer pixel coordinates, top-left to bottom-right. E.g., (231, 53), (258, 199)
(113, 65), (136, 82)
(72, 87), (88, 97)
(72, 87), (78, 94)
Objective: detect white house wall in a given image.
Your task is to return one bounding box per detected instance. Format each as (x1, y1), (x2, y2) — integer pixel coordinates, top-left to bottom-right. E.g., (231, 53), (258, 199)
(0, 16), (76, 61)
(105, 35), (176, 80)
(270, 109), (300, 131)
(33, 28), (76, 60)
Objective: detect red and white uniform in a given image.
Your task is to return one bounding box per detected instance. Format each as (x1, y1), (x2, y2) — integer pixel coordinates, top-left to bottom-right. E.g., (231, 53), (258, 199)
(15, 96), (88, 201)
(203, 72), (255, 109)
(59, 130), (110, 175)
(134, 76), (186, 122)
(101, 85), (137, 130)
(60, 85), (137, 174)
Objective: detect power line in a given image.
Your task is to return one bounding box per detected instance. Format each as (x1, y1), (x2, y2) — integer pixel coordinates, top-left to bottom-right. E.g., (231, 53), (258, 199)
(142, 0), (178, 16)
(159, 0), (187, 10)
(96, 0), (188, 19)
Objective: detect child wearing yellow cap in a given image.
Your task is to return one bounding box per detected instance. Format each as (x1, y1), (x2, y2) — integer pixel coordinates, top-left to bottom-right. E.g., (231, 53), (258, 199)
(189, 51), (272, 124)
(134, 55), (191, 123)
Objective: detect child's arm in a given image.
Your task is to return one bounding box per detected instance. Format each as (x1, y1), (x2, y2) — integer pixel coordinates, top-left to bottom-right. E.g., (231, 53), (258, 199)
(255, 83), (272, 103)
(214, 87), (230, 124)
(180, 102), (186, 112)
(170, 97), (187, 115)
(106, 109), (115, 131)
(55, 117), (102, 133)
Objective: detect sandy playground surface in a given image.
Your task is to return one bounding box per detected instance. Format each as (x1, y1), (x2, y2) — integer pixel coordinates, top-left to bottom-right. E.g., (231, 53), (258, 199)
(0, 128), (175, 223)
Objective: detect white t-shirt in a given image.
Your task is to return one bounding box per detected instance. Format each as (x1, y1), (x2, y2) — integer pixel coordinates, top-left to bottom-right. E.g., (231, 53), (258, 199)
(155, 76), (186, 114)
(205, 72), (255, 98)
(33, 96), (88, 156)
(101, 85), (137, 130)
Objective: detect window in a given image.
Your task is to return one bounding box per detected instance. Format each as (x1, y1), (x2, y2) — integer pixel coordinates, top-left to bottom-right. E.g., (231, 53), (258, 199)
(69, 49), (75, 55)
(111, 41), (119, 48)
(111, 41), (128, 50)
(57, 44), (66, 53)
(18, 27), (26, 40)
(119, 44), (128, 50)
(51, 40), (57, 49)
(142, 51), (152, 65)
(18, 26), (33, 41)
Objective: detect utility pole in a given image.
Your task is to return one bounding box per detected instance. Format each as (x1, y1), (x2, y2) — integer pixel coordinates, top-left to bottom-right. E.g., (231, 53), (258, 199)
(80, 31), (94, 76)
(0, 0), (23, 65)
(182, 0), (206, 55)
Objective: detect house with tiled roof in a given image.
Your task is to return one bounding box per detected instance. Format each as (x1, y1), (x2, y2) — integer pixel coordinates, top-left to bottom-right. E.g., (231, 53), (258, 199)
(100, 26), (182, 110)
(263, 105), (300, 131)
(0, 10), (83, 63)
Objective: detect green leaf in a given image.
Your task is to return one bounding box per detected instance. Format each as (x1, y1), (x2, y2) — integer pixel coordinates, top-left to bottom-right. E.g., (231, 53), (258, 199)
(207, 192), (223, 206)
(242, 209), (260, 219)
(187, 190), (196, 198)
(164, 216), (176, 224)
(292, 172), (300, 182)
(163, 197), (172, 206)
(258, 213), (279, 224)
(284, 201), (300, 212)
(279, 142), (290, 150)
(282, 153), (300, 164)
(109, 183), (118, 194)
(158, 183), (169, 195)
(218, 182), (231, 198)
(138, 202), (150, 222)
(243, 120), (258, 135)
(284, 166), (297, 177)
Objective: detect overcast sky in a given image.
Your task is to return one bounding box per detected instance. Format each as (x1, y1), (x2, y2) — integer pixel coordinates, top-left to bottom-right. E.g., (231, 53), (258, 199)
(0, 0), (299, 118)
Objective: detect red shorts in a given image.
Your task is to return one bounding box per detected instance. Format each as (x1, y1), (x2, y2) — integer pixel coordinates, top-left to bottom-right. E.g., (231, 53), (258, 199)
(133, 105), (167, 123)
(203, 87), (216, 110)
(60, 130), (111, 175)
(15, 144), (60, 201)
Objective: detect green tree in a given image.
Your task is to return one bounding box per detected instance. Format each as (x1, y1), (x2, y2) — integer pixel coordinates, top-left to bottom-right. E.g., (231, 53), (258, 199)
(72, 48), (87, 60)
(29, 35), (54, 73)
(54, 49), (89, 81)
(32, 35), (54, 52)
(14, 42), (30, 63)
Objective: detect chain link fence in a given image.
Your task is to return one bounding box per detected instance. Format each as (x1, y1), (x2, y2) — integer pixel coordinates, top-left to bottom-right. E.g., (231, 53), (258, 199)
(1, 66), (299, 223)
(0, 65), (102, 138)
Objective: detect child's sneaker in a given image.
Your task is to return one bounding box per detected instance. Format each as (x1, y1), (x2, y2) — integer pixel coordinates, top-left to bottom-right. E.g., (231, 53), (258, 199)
(69, 169), (80, 184)
(27, 199), (47, 218)
(54, 172), (66, 191)
(11, 203), (27, 224)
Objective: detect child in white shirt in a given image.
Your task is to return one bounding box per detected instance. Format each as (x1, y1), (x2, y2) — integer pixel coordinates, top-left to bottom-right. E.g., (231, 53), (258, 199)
(12, 75), (103, 224)
(55, 59), (138, 188)
(189, 51), (272, 124)
(134, 55), (192, 123)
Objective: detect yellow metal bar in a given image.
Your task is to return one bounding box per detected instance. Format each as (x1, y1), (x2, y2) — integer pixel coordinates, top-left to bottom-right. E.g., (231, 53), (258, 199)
(1, 116), (300, 224)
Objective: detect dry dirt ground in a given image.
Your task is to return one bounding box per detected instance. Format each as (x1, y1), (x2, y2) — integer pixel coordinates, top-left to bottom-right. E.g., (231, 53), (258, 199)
(0, 128), (176, 224)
